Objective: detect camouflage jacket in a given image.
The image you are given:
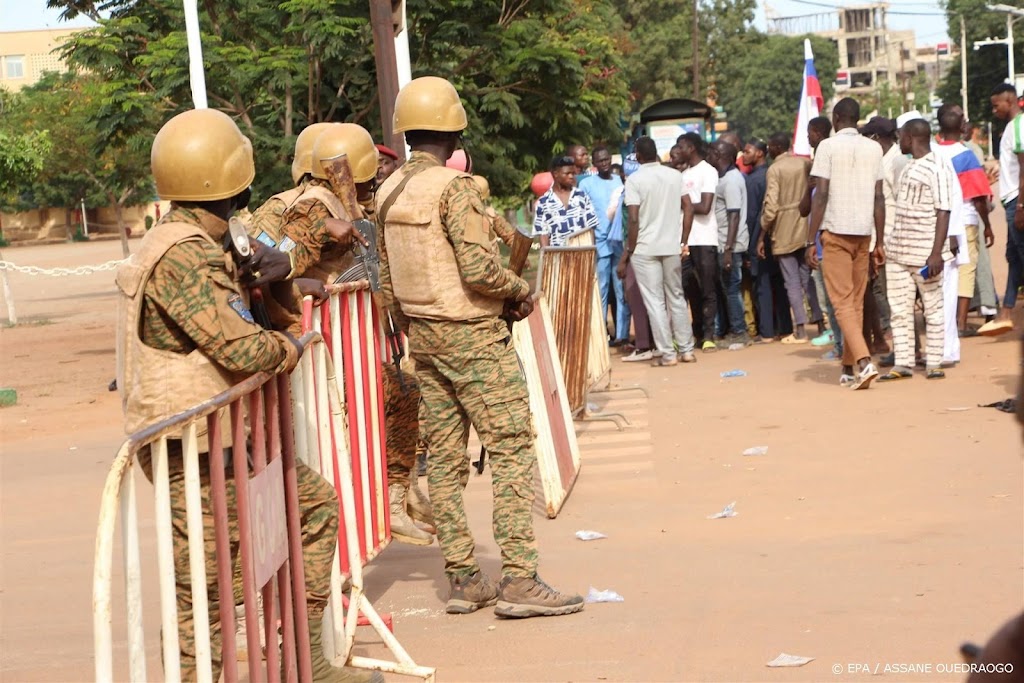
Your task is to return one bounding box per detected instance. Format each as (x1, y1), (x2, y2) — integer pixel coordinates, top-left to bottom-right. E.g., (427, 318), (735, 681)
(141, 205), (293, 375)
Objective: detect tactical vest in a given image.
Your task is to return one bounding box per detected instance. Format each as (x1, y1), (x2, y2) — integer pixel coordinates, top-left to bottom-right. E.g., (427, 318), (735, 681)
(378, 166), (503, 321)
(286, 184), (354, 283)
(115, 222), (246, 449)
(249, 185), (306, 246)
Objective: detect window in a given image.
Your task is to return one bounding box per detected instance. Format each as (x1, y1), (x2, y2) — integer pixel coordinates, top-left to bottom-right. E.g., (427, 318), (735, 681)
(5, 55), (25, 79)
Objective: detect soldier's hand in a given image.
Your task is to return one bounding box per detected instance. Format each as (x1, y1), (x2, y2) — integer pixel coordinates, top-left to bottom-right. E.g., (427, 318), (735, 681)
(246, 239), (292, 286)
(325, 218), (370, 249)
(295, 278), (328, 305)
(503, 298), (533, 322)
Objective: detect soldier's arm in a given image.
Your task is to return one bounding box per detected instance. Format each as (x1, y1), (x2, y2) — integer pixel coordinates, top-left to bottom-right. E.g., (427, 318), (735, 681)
(443, 178), (530, 301)
(280, 200), (334, 278)
(488, 208), (518, 246)
(152, 241), (299, 375)
(376, 216), (411, 334)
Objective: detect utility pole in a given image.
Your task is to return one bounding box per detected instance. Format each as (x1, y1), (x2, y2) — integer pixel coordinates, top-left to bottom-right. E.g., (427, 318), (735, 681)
(961, 14), (969, 120)
(899, 41), (908, 113)
(692, 0), (700, 100)
(369, 0), (404, 156)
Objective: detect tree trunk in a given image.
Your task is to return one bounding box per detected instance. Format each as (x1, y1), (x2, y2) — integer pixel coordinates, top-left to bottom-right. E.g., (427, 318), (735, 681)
(114, 198), (129, 258)
(284, 80), (293, 138)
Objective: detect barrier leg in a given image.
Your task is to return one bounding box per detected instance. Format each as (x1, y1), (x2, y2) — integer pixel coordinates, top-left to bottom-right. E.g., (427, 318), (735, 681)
(120, 461), (148, 683)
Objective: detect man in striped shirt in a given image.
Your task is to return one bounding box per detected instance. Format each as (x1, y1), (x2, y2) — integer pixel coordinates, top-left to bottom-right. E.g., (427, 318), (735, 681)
(532, 155), (599, 247)
(880, 119), (954, 381)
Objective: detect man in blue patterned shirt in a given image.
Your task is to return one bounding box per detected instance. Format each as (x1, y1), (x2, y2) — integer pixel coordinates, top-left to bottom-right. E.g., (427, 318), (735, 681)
(533, 155), (599, 247)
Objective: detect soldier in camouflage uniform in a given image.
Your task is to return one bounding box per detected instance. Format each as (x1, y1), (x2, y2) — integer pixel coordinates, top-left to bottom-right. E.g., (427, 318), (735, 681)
(376, 76), (584, 618)
(118, 109), (379, 683)
(255, 123), (434, 546)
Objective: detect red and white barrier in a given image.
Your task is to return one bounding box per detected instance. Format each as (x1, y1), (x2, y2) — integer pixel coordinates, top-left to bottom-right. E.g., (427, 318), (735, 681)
(512, 294), (581, 518)
(95, 285), (435, 681)
(297, 283), (432, 679)
(94, 346), (319, 683)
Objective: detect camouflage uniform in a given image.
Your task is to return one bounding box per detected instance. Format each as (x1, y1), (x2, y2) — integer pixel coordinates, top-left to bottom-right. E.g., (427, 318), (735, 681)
(282, 184), (424, 490)
(131, 206), (339, 680)
(378, 152), (537, 579)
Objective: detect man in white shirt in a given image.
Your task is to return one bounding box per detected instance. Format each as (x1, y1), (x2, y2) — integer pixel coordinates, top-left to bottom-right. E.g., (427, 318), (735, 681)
(878, 119), (953, 381)
(679, 132), (721, 353)
(616, 136), (696, 366)
(806, 97), (885, 390)
(979, 83), (1024, 336)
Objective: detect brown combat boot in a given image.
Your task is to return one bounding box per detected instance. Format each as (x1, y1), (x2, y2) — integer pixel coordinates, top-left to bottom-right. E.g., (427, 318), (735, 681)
(446, 571), (499, 614)
(495, 574), (585, 618)
(308, 621), (384, 683)
(406, 477), (435, 531)
(388, 483), (432, 546)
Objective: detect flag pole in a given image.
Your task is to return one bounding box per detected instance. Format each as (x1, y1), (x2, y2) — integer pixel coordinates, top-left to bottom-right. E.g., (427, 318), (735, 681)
(182, 0), (208, 109)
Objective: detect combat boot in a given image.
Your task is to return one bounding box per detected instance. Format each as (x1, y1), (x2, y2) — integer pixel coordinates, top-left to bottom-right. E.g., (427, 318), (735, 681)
(495, 574), (585, 618)
(406, 477), (435, 531)
(446, 571), (499, 614)
(308, 622), (384, 683)
(388, 483), (432, 546)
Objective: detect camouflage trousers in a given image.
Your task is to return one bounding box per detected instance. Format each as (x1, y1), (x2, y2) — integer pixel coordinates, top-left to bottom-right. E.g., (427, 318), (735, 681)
(381, 361), (425, 488)
(140, 448), (338, 681)
(413, 336), (538, 579)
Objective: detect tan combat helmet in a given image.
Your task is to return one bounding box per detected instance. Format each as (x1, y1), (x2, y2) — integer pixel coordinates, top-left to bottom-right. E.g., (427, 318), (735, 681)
(291, 122), (335, 185)
(151, 109), (254, 201)
(472, 175), (490, 201)
(311, 123), (379, 184)
(393, 76), (467, 134)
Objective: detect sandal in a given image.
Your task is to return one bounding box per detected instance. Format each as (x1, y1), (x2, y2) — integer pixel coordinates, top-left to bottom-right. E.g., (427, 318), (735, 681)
(780, 334), (808, 345)
(877, 369), (913, 382)
(926, 369), (946, 380)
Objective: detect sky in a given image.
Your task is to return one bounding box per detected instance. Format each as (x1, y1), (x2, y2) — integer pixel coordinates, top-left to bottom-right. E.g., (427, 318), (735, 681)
(1, 0), (951, 44)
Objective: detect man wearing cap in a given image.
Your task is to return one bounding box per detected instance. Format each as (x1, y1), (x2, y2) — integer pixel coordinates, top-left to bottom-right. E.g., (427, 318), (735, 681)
(376, 143), (401, 184)
(376, 76), (584, 618)
(119, 109), (378, 683)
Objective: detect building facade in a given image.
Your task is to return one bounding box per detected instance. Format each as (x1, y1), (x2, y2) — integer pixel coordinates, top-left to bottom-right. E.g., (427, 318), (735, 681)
(0, 28), (80, 92)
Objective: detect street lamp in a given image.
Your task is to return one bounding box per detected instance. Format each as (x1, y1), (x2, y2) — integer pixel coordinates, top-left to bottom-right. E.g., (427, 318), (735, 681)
(975, 4), (1024, 85)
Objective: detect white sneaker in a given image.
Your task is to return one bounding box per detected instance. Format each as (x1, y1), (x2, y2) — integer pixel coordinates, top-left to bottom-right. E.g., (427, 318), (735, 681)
(622, 349), (654, 362)
(839, 373), (856, 387)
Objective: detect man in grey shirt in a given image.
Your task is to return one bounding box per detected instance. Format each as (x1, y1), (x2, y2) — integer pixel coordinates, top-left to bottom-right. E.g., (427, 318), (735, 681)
(708, 140), (749, 344)
(616, 136), (696, 366)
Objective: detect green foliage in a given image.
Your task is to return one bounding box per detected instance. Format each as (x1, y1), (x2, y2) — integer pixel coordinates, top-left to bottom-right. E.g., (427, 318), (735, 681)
(144, 215), (154, 231)
(71, 225), (90, 241)
(0, 72), (153, 218)
(938, 0), (1024, 126)
(715, 34), (838, 142)
(48, 0), (630, 202)
(0, 87), (52, 211)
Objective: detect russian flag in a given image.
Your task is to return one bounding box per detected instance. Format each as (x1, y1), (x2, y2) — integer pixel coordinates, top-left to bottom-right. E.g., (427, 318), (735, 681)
(793, 39), (823, 157)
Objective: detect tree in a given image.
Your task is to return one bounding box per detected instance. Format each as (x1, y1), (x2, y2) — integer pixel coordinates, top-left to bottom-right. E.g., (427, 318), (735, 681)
(938, 0), (1024, 131)
(1, 72), (154, 254)
(49, 0), (630, 201)
(714, 34), (838, 142)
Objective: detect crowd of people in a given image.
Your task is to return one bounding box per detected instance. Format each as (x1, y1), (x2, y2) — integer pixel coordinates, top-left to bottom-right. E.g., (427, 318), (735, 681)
(534, 88), (1024, 388)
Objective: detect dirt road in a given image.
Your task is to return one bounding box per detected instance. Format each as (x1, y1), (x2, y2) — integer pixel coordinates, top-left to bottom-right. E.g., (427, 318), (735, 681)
(1, 231), (1021, 682)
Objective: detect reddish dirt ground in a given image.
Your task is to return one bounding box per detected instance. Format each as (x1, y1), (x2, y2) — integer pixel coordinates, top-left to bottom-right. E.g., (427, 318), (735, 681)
(1, 211), (1021, 682)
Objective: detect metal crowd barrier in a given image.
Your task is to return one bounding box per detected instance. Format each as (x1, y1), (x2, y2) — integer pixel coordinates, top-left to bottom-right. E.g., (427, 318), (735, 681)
(563, 228), (612, 391)
(95, 283), (435, 682)
(94, 340), (318, 683)
(536, 244), (597, 415)
(511, 294), (581, 518)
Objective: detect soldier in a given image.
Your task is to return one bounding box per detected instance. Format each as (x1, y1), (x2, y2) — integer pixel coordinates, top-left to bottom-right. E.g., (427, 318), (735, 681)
(117, 108), (379, 683)
(271, 123), (434, 546)
(376, 76), (584, 618)
(249, 121), (336, 249)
